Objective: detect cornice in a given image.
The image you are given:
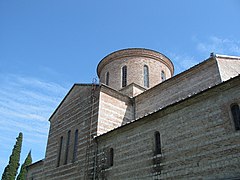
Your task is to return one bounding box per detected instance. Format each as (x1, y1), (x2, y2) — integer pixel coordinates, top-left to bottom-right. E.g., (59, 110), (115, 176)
(97, 48), (174, 77)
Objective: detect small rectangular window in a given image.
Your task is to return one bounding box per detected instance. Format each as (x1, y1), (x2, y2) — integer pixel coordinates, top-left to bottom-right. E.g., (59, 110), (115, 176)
(109, 148), (114, 167)
(64, 130), (71, 164)
(231, 104), (240, 130)
(155, 131), (161, 155)
(57, 136), (63, 167)
(106, 72), (109, 86)
(122, 66), (127, 87)
(161, 71), (166, 82)
(144, 65), (149, 88)
(72, 129), (78, 162)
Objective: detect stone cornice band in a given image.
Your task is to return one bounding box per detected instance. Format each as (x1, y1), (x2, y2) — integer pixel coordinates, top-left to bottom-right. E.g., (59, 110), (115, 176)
(97, 48), (174, 77)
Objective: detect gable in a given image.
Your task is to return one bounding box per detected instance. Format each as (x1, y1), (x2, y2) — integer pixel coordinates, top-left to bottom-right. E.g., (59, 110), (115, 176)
(49, 84), (98, 122)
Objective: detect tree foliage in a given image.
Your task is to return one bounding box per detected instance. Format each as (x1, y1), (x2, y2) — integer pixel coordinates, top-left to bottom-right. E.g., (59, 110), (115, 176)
(2, 132), (23, 180)
(16, 151), (32, 180)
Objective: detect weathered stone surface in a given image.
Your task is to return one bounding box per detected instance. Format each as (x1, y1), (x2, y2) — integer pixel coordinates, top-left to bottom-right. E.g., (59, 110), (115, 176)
(95, 76), (240, 179)
(27, 49), (240, 180)
(97, 48), (174, 91)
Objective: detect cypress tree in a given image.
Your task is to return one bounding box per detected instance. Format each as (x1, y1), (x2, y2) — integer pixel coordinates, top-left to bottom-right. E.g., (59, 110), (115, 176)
(1, 132), (23, 180)
(16, 151), (32, 180)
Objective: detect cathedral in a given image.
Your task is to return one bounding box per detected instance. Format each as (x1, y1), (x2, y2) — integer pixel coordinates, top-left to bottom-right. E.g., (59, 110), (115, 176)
(27, 48), (240, 179)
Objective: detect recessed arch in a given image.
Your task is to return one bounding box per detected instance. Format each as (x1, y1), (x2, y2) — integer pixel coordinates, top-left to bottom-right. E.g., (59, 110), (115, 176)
(154, 131), (161, 155)
(144, 65), (149, 88)
(57, 136), (63, 167)
(231, 103), (240, 130)
(122, 65), (127, 87)
(64, 130), (71, 164)
(72, 129), (78, 162)
(161, 70), (166, 82)
(105, 72), (109, 85)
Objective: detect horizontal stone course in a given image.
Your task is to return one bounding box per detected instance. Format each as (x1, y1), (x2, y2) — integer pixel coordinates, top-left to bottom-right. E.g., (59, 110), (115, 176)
(27, 51), (240, 180)
(95, 76), (240, 179)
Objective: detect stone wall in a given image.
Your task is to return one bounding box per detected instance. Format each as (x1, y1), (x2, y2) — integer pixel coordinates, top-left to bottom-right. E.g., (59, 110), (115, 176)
(94, 75), (240, 179)
(135, 57), (222, 119)
(119, 83), (146, 98)
(97, 85), (134, 135)
(26, 160), (44, 180)
(97, 49), (173, 91)
(27, 52), (240, 180)
(42, 84), (100, 180)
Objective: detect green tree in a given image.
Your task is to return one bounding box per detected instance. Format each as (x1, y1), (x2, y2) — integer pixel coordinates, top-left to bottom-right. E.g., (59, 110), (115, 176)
(2, 132), (23, 180)
(16, 151), (32, 180)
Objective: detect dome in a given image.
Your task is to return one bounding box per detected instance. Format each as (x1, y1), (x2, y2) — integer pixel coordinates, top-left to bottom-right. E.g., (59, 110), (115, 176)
(97, 48), (174, 91)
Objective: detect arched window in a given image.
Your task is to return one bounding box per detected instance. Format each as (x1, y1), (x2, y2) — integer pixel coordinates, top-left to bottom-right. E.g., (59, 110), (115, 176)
(57, 136), (63, 167)
(231, 104), (240, 130)
(122, 66), (127, 87)
(144, 65), (149, 88)
(109, 148), (114, 167)
(105, 72), (109, 86)
(161, 70), (166, 82)
(72, 129), (78, 162)
(64, 130), (71, 164)
(155, 131), (161, 155)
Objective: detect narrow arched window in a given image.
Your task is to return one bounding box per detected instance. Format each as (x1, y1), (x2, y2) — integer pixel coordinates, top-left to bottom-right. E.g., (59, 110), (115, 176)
(57, 136), (63, 167)
(161, 70), (166, 82)
(155, 131), (161, 155)
(72, 129), (78, 162)
(231, 104), (240, 130)
(109, 148), (114, 167)
(64, 130), (71, 164)
(122, 66), (127, 87)
(144, 65), (149, 88)
(106, 72), (109, 86)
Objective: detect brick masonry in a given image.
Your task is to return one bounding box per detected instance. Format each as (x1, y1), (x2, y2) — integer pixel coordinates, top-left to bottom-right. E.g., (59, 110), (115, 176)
(97, 48), (174, 91)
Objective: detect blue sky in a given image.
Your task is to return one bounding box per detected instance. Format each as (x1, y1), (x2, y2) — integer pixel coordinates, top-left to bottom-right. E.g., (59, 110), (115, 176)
(0, 0), (240, 175)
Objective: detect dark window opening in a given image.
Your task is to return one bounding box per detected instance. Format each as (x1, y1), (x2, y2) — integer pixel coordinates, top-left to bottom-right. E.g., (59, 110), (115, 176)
(57, 136), (63, 167)
(231, 104), (240, 130)
(144, 65), (149, 88)
(155, 131), (161, 155)
(72, 129), (78, 162)
(109, 148), (114, 167)
(161, 70), (166, 82)
(106, 72), (109, 86)
(64, 130), (71, 164)
(122, 66), (127, 87)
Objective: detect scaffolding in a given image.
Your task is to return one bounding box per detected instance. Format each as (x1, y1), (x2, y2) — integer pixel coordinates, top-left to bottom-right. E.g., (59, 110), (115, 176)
(84, 78), (98, 180)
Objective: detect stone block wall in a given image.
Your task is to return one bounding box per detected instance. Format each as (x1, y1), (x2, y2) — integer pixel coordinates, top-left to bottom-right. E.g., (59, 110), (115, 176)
(97, 85), (134, 135)
(97, 49), (173, 91)
(99, 56), (172, 90)
(26, 160), (44, 180)
(94, 76), (240, 179)
(26, 52), (240, 180)
(41, 84), (100, 180)
(119, 83), (146, 98)
(135, 57), (222, 119)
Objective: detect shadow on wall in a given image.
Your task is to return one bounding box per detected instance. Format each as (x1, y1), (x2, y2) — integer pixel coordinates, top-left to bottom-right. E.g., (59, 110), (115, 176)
(121, 98), (135, 126)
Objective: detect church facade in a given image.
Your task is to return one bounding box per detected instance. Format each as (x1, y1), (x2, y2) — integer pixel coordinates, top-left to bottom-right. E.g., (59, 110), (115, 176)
(27, 48), (240, 179)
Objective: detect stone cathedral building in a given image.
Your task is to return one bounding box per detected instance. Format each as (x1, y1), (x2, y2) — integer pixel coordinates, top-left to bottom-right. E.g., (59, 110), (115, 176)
(27, 48), (240, 179)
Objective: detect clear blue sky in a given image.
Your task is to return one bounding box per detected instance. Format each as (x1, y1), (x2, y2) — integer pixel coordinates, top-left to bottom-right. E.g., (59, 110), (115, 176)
(0, 0), (240, 175)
